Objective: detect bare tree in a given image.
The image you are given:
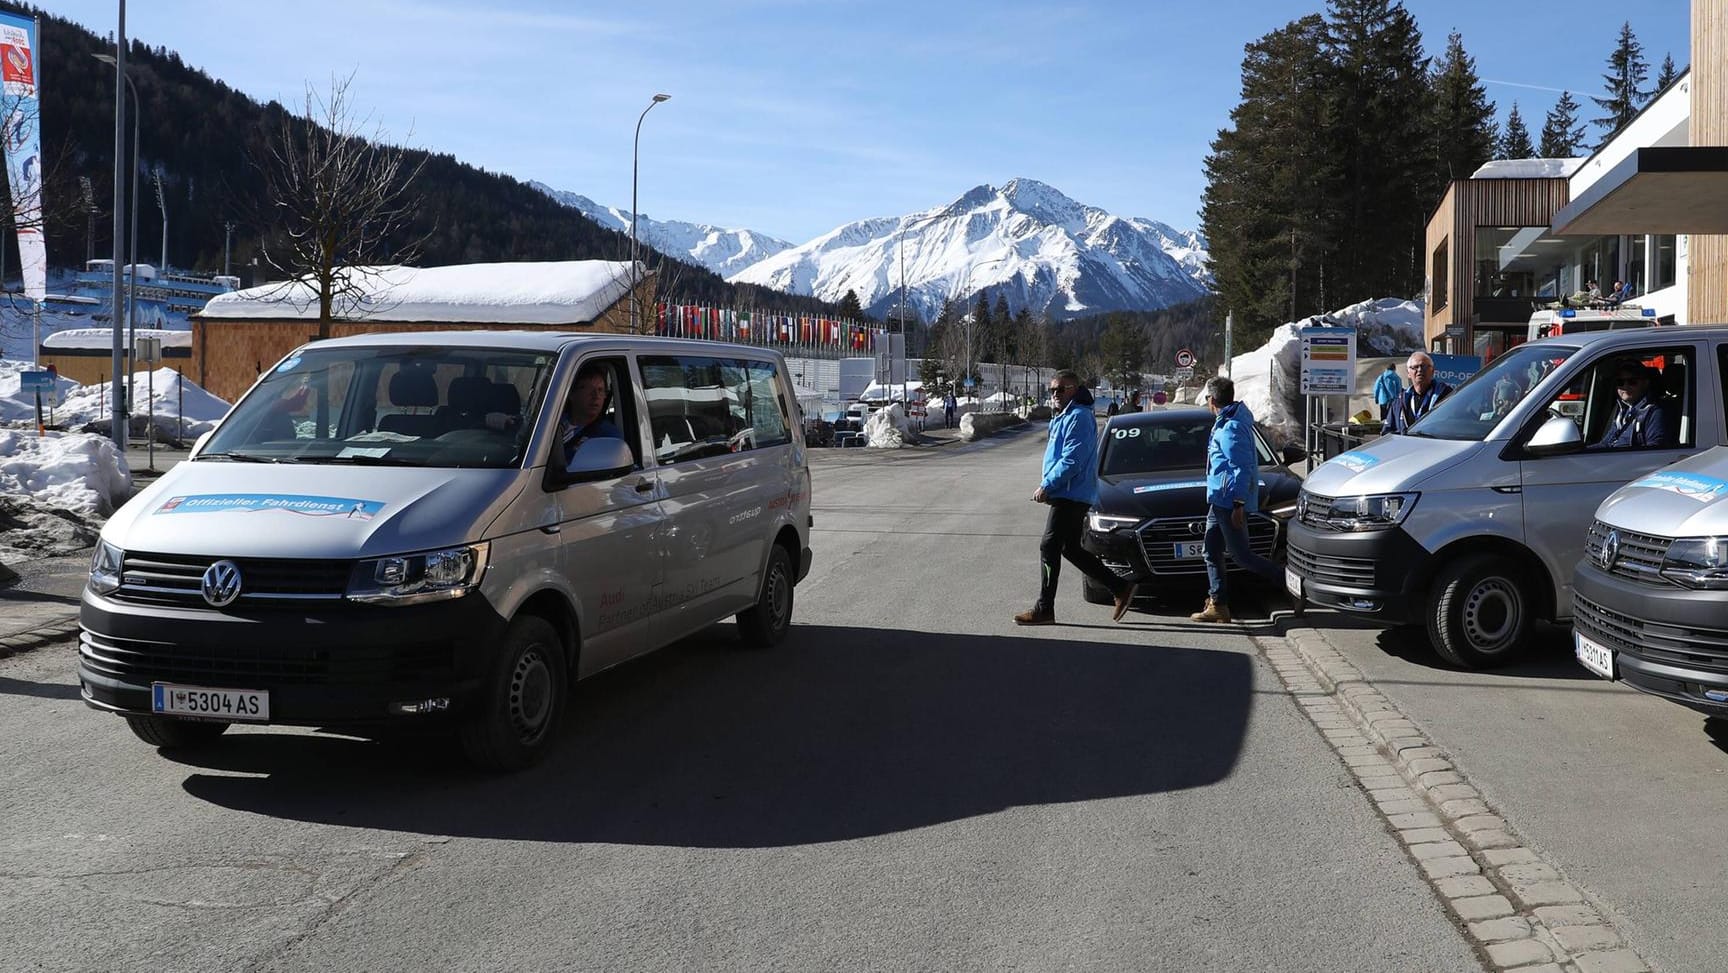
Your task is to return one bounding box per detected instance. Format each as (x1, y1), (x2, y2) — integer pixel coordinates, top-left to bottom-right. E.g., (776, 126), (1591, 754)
(249, 75), (430, 338)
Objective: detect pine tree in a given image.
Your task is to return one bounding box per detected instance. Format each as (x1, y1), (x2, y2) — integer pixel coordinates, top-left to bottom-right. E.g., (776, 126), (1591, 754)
(1538, 91), (1588, 157)
(1591, 21), (1650, 143)
(1654, 53), (1679, 95)
(1429, 31), (1497, 179)
(1498, 102), (1535, 159)
(837, 288), (864, 322)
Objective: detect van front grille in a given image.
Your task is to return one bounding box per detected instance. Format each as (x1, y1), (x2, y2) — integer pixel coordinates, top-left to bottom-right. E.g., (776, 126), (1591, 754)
(1584, 521), (1673, 586)
(79, 630), (455, 687)
(116, 551), (352, 607)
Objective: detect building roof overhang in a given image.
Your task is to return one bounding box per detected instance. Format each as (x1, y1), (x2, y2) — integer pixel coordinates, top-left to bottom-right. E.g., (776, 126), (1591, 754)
(1551, 146), (1728, 235)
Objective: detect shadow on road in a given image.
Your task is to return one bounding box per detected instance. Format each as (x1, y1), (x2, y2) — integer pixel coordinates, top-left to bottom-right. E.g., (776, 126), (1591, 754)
(0, 675), (82, 700)
(169, 623), (1253, 848)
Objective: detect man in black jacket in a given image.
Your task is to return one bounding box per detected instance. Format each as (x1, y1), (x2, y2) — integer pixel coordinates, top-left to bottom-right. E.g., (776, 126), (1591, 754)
(1385, 352), (1453, 435)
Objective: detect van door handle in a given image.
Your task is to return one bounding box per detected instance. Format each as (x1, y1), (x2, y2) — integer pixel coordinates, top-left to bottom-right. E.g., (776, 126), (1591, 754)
(633, 479), (655, 494)
(540, 523), (561, 535)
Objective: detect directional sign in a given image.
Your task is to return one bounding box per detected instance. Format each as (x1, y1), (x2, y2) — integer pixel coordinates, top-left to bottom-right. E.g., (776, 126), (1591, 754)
(18, 370), (53, 393)
(1298, 326), (1357, 395)
(1175, 349), (1196, 369)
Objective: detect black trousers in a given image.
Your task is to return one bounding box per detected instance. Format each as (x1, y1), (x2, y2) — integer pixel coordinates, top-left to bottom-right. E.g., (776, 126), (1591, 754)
(1037, 499), (1125, 611)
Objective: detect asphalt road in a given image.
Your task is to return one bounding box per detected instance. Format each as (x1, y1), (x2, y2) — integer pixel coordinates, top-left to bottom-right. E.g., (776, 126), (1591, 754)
(0, 427), (1485, 972)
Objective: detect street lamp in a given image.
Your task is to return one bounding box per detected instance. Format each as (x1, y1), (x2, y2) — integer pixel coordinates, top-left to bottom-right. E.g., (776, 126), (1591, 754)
(93, 52), (141, 417)
(99, 20), (127, 450)
(629, 93), (670, 335)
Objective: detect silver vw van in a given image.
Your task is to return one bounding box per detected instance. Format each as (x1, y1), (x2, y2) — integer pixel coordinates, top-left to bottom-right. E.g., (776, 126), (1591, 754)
(78, 332), (813, 770)
(1288, 327), (1725, 668)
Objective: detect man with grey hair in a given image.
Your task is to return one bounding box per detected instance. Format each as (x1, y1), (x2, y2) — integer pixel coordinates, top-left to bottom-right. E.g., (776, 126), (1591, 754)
(1190, 376), (1284, 623)
(1385, 351), (1453, 435)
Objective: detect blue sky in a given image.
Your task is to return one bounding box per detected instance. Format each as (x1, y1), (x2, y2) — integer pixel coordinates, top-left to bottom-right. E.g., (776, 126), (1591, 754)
(49, 1), (1692, 245)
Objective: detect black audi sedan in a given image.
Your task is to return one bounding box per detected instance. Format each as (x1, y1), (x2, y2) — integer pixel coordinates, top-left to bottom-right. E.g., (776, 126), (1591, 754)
(1079, 407), (1306, 605)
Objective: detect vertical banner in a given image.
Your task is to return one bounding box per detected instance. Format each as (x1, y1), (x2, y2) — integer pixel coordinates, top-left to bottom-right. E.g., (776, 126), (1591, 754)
(0, 13), (43, 302)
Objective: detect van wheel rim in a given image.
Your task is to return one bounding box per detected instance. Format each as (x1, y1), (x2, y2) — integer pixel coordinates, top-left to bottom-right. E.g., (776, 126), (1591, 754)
(1463, 578), (1519, 651)
(768, 567), (791, 631)
(508, 648), (553, 743)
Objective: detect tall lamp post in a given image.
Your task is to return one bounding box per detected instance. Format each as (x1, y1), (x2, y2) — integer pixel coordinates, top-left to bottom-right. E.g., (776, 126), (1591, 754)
(102, 19), (127, 450)
(93, 52), (140, 417)
(629, 93), (670, 335)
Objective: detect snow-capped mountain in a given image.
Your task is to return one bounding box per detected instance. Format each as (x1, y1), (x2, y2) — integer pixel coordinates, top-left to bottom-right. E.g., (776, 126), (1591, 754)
(726, 179), (1211, 321)
(531, 182), (794, 278)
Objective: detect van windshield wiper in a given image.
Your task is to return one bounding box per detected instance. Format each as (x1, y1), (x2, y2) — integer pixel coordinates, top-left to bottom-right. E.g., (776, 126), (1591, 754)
(294, 455), (422, 467)
(197, 450), (295, 463)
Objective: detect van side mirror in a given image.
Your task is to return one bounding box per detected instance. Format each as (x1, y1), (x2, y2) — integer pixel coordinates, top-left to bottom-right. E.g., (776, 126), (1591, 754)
(1524, 413), (1583, 456)
(545, 437), (634, 490)
(1281, 443), (1308, 466)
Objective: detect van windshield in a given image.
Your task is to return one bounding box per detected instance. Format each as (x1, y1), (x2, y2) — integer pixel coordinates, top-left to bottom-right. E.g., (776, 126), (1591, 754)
(197, 345), (555, 469)
(1402, 344), (1576, 442)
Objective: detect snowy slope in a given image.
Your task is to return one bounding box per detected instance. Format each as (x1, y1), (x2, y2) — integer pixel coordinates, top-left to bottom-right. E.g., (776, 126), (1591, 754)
(531, 182), (795, 278)
(726, 178), (1210, 321)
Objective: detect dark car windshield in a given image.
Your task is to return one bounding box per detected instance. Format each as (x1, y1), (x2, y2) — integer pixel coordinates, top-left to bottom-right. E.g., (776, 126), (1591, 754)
(1099, 414), (1275, 477)
(198, 344), (555, 469)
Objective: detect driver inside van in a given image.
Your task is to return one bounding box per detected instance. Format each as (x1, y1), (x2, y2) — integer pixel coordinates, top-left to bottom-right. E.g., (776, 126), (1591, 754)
(559, 363), (623, 455)
(1591, 359), (1674, 449)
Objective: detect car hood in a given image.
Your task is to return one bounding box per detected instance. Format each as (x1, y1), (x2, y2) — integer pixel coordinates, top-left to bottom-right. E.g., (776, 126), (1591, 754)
(1597, 454), (1728, 536)
(102, 462), (527, 559)
(1096, 467), (1302, 517)
(1302, 435), (1483, 497)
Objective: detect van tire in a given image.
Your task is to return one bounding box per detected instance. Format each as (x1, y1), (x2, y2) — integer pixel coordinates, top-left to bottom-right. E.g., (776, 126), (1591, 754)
(125, 716), (228, 749)
(1081, 577), (1115, 605)
(1427, 554), (1531, 669)
(737, 546), (794, 647)
(460, 616), (566, 772)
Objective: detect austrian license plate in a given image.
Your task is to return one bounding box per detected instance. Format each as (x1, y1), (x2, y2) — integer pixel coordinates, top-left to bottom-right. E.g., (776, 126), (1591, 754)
(1173, 541), (1206, 559)
(1574, 633), (1616, 680)
(1286, 567), (1303, 599)
(152, 682), (270, 721)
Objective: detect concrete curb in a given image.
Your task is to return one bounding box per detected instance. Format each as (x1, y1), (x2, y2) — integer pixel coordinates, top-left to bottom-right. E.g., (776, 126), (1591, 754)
(0, 615), (80, 659)
(1261, 622), (1652, 973)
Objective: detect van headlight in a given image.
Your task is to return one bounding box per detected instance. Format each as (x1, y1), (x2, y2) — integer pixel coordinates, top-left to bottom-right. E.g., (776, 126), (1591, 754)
(1659, 537), (1728, 589)
(1087, 511), (1140, 532)
(1314, 493), (1418, 531)
(347, 542), (490, 605)
(88, 540), (123, 595)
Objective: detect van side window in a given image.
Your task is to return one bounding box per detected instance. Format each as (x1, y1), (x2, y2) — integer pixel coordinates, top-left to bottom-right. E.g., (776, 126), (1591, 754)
(640, 355), (787, 463)
(1538, 346), (1694, 451)
(555, 356), (642, 468)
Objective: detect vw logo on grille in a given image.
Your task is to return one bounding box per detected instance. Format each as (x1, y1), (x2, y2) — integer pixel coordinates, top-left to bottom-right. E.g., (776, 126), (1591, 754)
(1598, 530), (1621, 571)
(200, 560), (244, 607)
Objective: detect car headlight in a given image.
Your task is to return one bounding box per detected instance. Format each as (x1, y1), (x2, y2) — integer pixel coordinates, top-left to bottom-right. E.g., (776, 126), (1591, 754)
(88, 540), (123, 595)
(1313, 493), (1418, 531)
(1087, 510), (1140, 532)
(347, 542), (490, 605)
(1659, 537), (1728, 589)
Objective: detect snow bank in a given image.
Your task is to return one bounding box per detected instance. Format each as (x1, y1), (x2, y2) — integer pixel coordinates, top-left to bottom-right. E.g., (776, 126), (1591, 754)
(1, 364), (231, 436)
(1228, 297), (1425, 444)
(864, 402), (918, 448)
(0, 430), (133, 518)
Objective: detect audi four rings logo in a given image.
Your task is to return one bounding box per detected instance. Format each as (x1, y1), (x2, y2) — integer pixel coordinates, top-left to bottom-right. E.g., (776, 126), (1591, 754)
(200, 560), (243, 607)
(1598, 530), (1621, 571)
(1187, 522), (1206, 536)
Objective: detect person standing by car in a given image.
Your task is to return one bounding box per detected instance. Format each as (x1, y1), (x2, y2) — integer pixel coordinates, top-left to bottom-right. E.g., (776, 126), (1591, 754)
(1373, 363), (1402, 422)
(1385, 352), (1453, 435)
(1015, 370), (1138, 626)
(1190, 377), (1283, 623)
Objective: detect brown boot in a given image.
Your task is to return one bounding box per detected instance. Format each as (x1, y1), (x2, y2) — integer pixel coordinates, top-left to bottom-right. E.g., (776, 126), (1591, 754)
(1014, 607), (1055, 626)
(1189, 598), (1232, 623)
(1112, 583), (1140, 622)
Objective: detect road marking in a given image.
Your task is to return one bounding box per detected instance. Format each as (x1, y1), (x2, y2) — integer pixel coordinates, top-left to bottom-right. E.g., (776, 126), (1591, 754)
(1254, 624), (1653, 973)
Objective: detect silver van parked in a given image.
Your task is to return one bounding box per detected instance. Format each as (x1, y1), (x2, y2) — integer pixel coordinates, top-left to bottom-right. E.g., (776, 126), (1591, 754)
(78, 332), (813, 770)
(1288, 327), (1723, 668)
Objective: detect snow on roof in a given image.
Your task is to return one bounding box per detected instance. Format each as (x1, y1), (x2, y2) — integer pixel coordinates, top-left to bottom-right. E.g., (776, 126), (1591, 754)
(197, 260), (637, 325)
(1469, 158), (1588, 179)
(43, 328), (191, 350)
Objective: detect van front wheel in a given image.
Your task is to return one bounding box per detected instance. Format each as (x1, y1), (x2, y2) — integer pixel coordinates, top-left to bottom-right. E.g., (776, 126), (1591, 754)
(460, 616), (566, 772)
(737, 546), (794, 647)
(1426, 554), (1531, 669)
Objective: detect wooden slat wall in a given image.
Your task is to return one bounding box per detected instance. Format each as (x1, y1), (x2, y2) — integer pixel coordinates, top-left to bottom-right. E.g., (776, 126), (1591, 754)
(1693, 0), (1728, 323)
(1425, 177), (1570, 348)
(1424, 184), (1460, 347)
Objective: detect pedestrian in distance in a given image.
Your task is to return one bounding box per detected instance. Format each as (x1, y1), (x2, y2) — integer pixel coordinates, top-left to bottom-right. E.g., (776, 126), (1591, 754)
(1384, 352), (1453, 435)
(1373, 362), (1402, 422)
(1014, 370), (1138, 626)
(943, 390), (958, 429)
(1189, 377), (1284, 623)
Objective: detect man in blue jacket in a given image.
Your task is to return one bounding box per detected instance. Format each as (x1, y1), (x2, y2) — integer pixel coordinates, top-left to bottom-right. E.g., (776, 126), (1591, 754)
(1373, 363), (1402, 421)
(1385, 352), (1453, 435)
(1014, 370), (1138, 626)
(1190, 377), (1284, 623)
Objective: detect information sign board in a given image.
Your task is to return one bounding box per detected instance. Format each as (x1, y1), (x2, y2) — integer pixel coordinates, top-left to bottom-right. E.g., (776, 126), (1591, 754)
(1299, 326), (1357, 395)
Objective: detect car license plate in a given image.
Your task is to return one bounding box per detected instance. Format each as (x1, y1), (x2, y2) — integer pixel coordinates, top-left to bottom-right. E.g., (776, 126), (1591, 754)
(152, 682), (270, 721)
(1173, 541), (1205, 559)
(1574, 633), (1615, 680)
(1286, 567), (1303, 599)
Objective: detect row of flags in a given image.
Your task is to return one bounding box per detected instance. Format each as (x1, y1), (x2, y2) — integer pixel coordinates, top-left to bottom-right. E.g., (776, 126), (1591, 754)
(655, 302), (885, 351)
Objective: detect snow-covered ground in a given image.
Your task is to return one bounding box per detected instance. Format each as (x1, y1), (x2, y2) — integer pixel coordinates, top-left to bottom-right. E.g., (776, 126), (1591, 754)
(1227, 297), (1425, 444)
(1, 360), (228, 437)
